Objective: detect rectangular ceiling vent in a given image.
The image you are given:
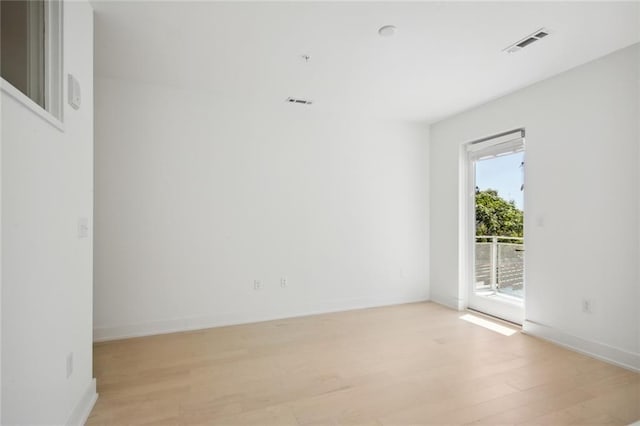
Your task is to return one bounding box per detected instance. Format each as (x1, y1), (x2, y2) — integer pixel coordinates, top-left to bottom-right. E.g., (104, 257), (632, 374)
(504, 28), (549, 54)
(286, 97), (313, 105)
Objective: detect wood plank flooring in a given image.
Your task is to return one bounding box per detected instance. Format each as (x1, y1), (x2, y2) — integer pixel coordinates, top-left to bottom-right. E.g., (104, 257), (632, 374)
(87, 302), (640, 425)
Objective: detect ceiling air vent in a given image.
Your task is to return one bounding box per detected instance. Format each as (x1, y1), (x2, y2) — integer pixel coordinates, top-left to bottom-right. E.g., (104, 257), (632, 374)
(286, 97), (313, 105)
(504, 28), (550, 54)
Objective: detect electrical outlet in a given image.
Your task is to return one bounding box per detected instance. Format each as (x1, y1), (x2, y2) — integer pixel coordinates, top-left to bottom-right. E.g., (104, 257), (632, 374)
(66, 352), (74, 378)
(280, 278), (287, 288)
(253, 280), (261, 290)
(582, 298), (593, 314)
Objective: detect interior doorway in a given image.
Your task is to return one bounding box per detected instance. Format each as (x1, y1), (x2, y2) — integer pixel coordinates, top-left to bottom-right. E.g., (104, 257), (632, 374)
(465, 129), (525, 324)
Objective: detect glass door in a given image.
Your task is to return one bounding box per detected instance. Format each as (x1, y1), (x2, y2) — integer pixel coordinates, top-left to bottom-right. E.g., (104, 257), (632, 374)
(466, 130), (525, 324)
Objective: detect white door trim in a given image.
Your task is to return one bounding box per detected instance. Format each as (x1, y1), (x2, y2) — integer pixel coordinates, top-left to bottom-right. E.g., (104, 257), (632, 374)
(461, 129), (525, 324)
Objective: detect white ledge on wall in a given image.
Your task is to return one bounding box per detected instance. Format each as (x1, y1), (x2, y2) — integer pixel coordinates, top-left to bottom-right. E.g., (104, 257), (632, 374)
(522, 320), (640, 372)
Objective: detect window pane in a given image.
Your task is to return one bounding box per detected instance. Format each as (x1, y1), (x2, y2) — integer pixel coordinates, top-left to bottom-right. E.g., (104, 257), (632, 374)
(1, 0), (46, 109)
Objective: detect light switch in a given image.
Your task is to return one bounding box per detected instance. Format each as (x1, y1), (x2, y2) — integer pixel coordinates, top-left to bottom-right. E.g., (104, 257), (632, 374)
(77, 218), (89, 238)
(68, 74), (81, 110)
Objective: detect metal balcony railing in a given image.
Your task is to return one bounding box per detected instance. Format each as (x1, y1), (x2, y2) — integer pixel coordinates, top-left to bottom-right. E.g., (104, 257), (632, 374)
(475, 236), (524, 298)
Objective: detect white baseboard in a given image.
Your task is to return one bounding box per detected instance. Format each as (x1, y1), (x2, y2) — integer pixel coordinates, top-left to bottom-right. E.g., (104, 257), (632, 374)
(429, 291), (464, 311)
(522, 320), (640, 372)
(94, 295), (429, 342)
(66, 378), (98, 426)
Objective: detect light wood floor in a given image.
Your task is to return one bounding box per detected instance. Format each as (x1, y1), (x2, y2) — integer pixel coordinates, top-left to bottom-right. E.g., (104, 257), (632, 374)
(88, 302), (640, 425)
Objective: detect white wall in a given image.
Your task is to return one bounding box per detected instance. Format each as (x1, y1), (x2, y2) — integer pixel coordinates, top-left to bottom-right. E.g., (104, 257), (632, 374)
(430, 44), (640, 370)
(1, 1), (96, 424)
(94, 78), (429, 340)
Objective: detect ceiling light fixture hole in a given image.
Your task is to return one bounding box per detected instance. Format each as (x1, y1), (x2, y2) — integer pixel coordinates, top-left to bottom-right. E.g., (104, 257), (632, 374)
(378, 25), (397, 37)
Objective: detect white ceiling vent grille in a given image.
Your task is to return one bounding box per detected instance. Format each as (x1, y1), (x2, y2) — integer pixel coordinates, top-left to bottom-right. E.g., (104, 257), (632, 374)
(504, 28), (549, 53)
(286, 97), (313, 105)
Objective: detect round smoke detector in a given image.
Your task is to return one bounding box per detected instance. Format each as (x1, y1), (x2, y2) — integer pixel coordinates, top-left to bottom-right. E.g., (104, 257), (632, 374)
(378, 25), (397, 37)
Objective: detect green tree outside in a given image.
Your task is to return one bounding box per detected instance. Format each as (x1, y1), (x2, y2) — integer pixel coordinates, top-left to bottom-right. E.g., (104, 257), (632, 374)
(475, 188), (523, 238)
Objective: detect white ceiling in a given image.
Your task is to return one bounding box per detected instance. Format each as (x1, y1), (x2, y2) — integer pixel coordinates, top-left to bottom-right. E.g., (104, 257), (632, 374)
(92, 1), (640, 122)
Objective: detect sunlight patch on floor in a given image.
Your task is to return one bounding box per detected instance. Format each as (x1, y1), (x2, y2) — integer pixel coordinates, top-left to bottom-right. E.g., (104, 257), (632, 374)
(459, 313), (517, 336)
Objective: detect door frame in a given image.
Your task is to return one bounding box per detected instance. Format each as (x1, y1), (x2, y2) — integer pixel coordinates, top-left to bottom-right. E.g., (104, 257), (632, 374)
(460, 129), (525, 325)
